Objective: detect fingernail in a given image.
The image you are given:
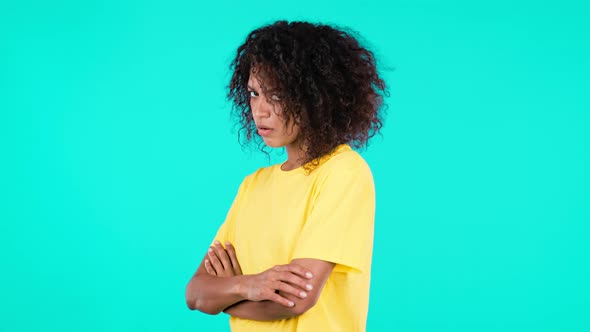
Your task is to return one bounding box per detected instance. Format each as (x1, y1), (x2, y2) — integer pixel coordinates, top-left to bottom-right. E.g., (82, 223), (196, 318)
(205, 259), (209, 263)
(306, 284), (313, 290)
(306, 272), (313, 278)
(214, 240), (220, 245)
(225, 241), (231, 246)
(288, 301), (294, 307)
(208, 248), (213, 252)
(300, 291), (307, 298)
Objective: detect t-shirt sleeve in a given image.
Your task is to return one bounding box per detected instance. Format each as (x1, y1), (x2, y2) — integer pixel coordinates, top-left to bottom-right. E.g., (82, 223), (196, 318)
(291, 161), (376, 274)
(209, 176), (249, 246)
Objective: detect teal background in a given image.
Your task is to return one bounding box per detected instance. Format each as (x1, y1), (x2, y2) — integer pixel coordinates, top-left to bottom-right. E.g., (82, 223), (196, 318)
(1, 0), (588, 331)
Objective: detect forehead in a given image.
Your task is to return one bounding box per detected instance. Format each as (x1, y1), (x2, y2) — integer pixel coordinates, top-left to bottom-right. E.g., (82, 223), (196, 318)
(247, 73), (260, 88)
(247, 65), (278, 90)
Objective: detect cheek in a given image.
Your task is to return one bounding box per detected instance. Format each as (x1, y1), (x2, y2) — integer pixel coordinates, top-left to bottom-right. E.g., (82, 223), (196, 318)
(285, 124), (300, 141)
(291, 124), (300, 137)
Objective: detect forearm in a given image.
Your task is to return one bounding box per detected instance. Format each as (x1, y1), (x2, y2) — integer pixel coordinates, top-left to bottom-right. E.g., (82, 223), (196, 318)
(223, 292), (301, 321)
(185, 274), (246, 315)
(223, 299), (295, 321)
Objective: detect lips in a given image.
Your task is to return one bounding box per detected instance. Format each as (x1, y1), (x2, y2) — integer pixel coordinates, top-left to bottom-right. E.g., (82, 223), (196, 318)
(257, 125), (273, 137)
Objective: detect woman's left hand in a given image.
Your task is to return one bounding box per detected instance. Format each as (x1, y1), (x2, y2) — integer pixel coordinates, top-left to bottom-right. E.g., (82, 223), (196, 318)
(205, 240), (243, 277)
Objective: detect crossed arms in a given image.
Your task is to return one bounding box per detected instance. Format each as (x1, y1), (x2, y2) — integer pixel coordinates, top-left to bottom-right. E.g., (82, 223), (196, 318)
(185, 241), (335, 321)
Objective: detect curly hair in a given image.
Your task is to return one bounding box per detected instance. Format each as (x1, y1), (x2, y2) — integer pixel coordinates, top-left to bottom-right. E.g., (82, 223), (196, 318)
(228, 20), (387, 171)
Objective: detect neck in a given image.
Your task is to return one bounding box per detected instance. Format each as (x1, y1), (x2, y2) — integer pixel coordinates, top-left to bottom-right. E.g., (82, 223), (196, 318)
(282, 142), (306, 171)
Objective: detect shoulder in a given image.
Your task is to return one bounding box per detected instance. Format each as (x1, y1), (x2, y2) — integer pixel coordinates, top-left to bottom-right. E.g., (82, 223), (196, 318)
(239, 164), (276, 190)
(315, 145), (373, 180)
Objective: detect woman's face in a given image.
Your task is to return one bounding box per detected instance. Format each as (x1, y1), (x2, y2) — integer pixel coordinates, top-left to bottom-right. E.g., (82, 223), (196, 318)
(247, 73), (301, 149)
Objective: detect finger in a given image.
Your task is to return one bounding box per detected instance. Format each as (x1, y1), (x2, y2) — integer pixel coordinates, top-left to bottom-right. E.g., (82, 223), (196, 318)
(266, 291), (295, 308)
(204, 259), (217, 276)
(207, 247), (224, 274)
(273, 280), (308, 299)
(224, 242), (242, 274)
(277, 271), (314, 292)
(213, 240), (232, 271)
(274, 264), (313, 280)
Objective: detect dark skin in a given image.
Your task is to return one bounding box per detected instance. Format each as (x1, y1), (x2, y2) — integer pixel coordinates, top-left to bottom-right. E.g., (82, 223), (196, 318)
(204, 241), (243, 277)
(186, 74), (337, 319)
(187, 240), (335, 320)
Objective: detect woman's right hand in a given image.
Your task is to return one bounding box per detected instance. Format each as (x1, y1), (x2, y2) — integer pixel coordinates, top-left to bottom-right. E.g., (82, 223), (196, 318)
(205, 240), (243, 277)
(239, 264), (315, 307)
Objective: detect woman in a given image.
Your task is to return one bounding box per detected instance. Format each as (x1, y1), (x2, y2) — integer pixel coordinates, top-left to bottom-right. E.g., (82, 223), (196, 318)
(185, 20), (387, 332)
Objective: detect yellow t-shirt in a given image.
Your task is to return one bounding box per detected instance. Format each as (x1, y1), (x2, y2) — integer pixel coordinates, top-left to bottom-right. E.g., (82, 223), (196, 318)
(213, 144), (375, 332)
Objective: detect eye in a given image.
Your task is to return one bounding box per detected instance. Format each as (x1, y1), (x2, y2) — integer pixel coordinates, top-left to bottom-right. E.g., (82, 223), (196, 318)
(249, 91), (258, 97)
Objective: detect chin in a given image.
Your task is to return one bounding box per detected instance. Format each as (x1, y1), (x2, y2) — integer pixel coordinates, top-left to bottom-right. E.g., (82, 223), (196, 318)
(262, 138), (285, 148)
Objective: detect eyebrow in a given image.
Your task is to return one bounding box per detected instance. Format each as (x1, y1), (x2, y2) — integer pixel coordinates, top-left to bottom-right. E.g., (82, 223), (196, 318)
(247, 85), (256, 91)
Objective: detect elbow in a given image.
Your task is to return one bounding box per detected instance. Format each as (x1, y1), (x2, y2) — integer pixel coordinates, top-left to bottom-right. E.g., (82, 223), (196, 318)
(185, 287), (198, 311)
(185, 281), (198, 310)
(185, 292), (222, 315)
(289, 297), (318, 317)
(185, 283), (222, 314)
(186, 297), (222, 315)
(186, 297), (197, 311)
(195, 300), (223, 315)
(289, 305), (307, 317)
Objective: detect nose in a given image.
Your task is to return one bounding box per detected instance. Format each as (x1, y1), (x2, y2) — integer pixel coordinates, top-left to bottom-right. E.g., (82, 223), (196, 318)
(251, 97), (272, 120)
